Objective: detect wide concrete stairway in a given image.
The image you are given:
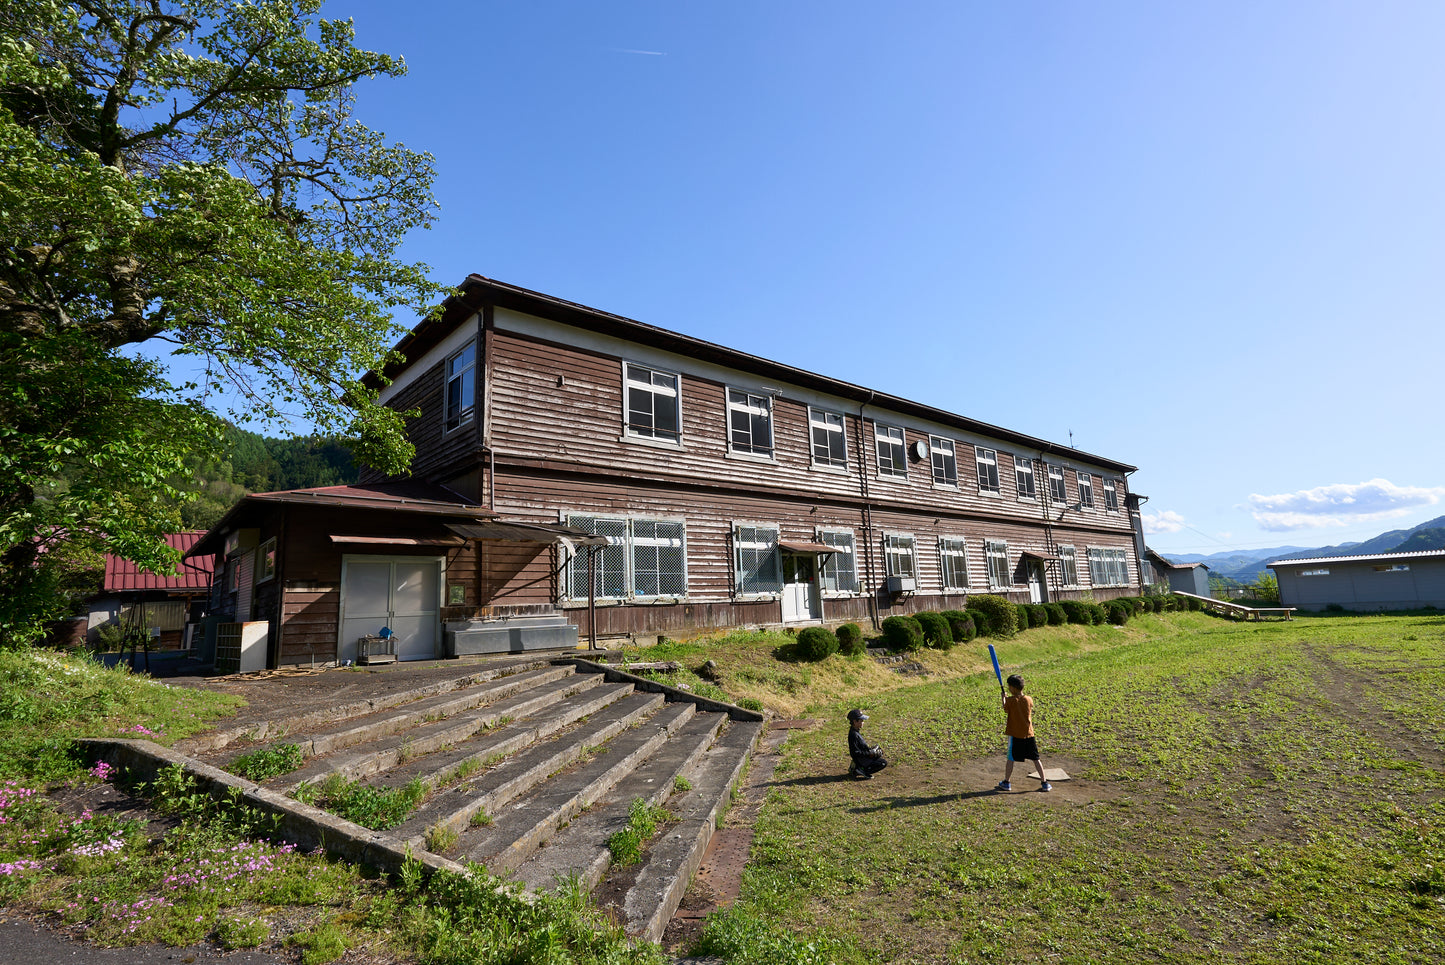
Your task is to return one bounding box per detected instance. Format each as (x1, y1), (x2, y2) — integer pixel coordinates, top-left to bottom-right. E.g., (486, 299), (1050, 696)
(190, 658), (762, 943)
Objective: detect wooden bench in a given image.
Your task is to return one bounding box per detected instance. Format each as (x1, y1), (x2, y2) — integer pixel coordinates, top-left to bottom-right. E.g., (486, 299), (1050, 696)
(1174, 592), (1295, 621)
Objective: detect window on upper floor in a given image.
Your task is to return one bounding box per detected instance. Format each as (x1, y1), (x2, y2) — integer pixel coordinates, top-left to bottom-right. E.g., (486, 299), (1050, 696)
(809, 408), (848, 469)
(445, 342), (476, 432)
(1048, 465), (1067, 502)
(1103, 477), (1119, 511)
(1015, 456), (1037, 499)
(257, 539), (277, 583)
(623, 362), (681, 443)
(1059, 544), (1079, 585)
(564, 514), (687, 600)
(884, 533), (917, 579)
(733, 523), (782, 597)
(930, 436), (957, 487)
(939, 537), (969, 591)
(727, 388), (774, 457)
(1077, 472), (1095, 508)
(817, 529), (859, 594)
(875, 424), (907, 478)
(976, 447), (1000, 493)
(985, 539), (1010, 589)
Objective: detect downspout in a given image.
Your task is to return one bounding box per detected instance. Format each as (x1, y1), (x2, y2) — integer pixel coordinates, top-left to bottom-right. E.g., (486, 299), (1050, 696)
(855, 390), (878, 630)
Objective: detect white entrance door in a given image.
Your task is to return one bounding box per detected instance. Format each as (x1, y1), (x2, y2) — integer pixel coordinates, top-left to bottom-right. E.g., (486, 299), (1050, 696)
(339, 557), (441, 663)
(781, 555), (820, 623)
(1027, 562), (1046, 604)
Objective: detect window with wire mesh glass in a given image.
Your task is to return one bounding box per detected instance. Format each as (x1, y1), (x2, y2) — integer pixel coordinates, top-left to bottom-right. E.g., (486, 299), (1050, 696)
(1048, 464), (1067, 502)
(564, 515), (686, 600)
(1103, 477), (1119, 511)
(930, 436), (957, 487)
(733, 523), (782, 597)
(1059, 544), (1079, 585)
(727, 388), (774, 457)
(1087, 547), (1129, 585)
(1077, 472), (1095, 508)
(976, 447), (1000, 493)
(985, 539), (1010, 589)
(939, 537), (969, 591)
(623, 362), (681, 442)
(816, 529), (858, 594)
(445, 342), (476, 432)
(809, 407), (848, 469)
(1015, 456), (1037, 499)
(884, 533), (917, 579)
(875, 424), (907, 477)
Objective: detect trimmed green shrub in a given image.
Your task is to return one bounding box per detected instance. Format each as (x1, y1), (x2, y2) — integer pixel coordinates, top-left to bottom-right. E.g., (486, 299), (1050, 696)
(836, 622), (865, 656)
(913, 611), (954, 649)
(1183, 594), (1204, 611)
(1015, 604), (1031, 632)
(880, 615), (924, 652)
(1044, 602), (1066, 626)
(1087, 602), (1108, 624)
(940, 610), (977, 643)
(964, 608), (989, 636)
(1025, 604), (1049, 628)
(1060, 600), (1091, 624)
(796, 626), (837, 661)
(1105, 599), (1132, 625)
(970, 595), (1018, 637)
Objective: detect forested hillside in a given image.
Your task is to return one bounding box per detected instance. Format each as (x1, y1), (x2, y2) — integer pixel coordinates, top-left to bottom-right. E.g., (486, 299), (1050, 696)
(177, 426), (358, 529)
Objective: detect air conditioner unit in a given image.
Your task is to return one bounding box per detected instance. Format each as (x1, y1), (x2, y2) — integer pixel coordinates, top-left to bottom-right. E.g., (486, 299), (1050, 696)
(886, 576), (916, 594)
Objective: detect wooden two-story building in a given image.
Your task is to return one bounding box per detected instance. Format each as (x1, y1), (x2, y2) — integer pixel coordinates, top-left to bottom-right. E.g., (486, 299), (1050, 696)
(192, 276), (1144, 667)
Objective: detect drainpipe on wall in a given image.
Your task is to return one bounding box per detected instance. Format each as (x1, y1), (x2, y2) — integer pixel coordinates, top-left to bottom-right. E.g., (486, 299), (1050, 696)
(855, 391), (878, 630)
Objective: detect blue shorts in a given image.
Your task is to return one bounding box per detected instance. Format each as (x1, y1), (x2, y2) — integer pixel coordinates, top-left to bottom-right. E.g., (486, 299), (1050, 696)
(1008, 736), (1040, 762)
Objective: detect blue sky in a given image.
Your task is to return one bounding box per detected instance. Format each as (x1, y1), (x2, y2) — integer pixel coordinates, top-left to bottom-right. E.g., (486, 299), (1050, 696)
(169, 2), (1445, 557)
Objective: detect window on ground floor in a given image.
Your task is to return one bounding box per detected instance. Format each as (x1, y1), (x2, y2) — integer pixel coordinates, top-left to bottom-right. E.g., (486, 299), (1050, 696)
(1059, 544), (1079, 586)
(816, 528), (859, 594)
(733, 523), (782, 597)
(939, 537), (969, 591)
(564, 514), (686, 601)
(884, 533), (917, 579)
(986, 539), (1010, 589)
(1087, 547), (1129, 586)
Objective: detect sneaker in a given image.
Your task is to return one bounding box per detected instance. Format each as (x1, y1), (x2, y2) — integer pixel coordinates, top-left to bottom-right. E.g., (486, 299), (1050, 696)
(847, 763), (858, 779)
(1040, 782), (1053, 792)
(994, 780), (1011, 791)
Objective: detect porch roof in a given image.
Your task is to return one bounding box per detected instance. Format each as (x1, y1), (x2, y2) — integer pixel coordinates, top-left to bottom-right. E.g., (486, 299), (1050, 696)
(779, 540), (839, 555)
(446, 520), (611, 547)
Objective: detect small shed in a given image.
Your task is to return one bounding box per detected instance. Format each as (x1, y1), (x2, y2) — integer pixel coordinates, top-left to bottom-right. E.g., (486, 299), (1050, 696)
(87, 531), (216, 648)
(1145, 549), (1211, 597)
(1269, 549), (1445, 612)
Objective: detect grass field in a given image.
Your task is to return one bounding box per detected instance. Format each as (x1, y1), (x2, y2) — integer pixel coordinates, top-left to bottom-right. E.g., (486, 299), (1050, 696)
(693, 611), (1445, 964)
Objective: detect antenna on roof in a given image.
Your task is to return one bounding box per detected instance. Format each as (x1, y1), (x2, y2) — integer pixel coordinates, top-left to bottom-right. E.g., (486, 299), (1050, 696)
(1069, 429), (1074, 448)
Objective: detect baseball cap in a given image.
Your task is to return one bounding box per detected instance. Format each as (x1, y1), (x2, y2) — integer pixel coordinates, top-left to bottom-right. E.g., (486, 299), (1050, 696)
(847, 708), (868, 722)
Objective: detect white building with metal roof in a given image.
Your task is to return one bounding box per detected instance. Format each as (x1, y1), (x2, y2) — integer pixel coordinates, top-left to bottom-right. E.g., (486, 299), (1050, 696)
(1269, 549), (1445, 612)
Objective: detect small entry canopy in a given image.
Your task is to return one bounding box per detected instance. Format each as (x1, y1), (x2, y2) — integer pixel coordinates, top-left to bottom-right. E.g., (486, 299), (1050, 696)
(446, 520), (610, 547)
(779, 540), (839, 555)
(1020, 551), (1061, 563)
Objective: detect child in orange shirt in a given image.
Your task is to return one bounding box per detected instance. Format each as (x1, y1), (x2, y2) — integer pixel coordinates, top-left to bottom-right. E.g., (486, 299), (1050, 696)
(996, 674), (1051, 792)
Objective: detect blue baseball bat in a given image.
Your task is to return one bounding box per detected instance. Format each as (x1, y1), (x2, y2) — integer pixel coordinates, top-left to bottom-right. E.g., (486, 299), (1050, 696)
(987, 644), (1005, 698)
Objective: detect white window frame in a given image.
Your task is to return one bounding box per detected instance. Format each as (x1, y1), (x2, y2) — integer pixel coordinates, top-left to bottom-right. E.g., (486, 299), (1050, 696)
(976, 447), (1001, 493)
(563, 514), (688, 603)
(1015, 456), (1037, 500)
(1048, 465), (1067, 502)
(1059, 545), (1079, 586)
(930, 435), (958, 488)
(732, 522), (782, 599)
(816, 528), (859, 596)
(1087, 547), (1129, 586)
(939, 537), (969, 591)
(808, 407), (848, 470)
(985, 539), (1011, 589)
(257, 538), (277, 584)
(726, 387), (774, 459)
(444, 341), (477, 433)
(883, 532), (917, 579)
(1301, 568), (1330, 577)
(622, 361), (682, 445)
(1077, 472), (1095, 509)
(875, 424), (908, 478)
(1103, 477), (1119, 511)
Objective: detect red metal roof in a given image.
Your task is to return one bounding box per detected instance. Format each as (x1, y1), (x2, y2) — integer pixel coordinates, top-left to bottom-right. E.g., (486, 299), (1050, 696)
(102, 531), (215, 594)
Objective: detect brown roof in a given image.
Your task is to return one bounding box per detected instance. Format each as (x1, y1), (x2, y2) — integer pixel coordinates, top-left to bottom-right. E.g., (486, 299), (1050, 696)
(103, 532), (215, 593)
(189, 480), (494, 557)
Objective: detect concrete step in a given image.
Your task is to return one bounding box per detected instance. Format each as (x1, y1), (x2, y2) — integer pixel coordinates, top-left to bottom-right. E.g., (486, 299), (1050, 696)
(267, 669), (599, 792)
(613, 718), (764, 942)
(457, 704), (711, 874)
(388, 686), (661, 846)
(507, 710), (727, 891)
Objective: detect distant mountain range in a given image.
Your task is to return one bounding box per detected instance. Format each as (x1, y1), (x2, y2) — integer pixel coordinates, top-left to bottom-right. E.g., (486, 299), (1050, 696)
(1162, 515), (1445, 582)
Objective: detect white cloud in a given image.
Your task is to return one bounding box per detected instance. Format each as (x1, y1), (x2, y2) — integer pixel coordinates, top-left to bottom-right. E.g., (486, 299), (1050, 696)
(1248, 478), (1445, 532)
(1143, 510), (1186, 534)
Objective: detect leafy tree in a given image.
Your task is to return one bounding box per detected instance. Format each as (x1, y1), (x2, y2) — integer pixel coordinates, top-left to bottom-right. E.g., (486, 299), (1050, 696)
(1, 0), (444, 644)
(1250, 572), (1280, 605)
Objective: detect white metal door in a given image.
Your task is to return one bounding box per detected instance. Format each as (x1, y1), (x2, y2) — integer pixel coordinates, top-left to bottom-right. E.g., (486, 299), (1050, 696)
(1027, 562), (1045, 604)
(781, 555), (820, 623)
(339, 557), (441, 664)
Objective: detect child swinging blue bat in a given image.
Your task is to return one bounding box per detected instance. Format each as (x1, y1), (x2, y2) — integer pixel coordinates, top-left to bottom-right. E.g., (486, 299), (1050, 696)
(988, 645), (1052, 793)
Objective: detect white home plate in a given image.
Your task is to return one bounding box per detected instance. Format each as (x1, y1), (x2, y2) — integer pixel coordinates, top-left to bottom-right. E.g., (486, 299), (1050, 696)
(1028, 767), (1070, 782)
